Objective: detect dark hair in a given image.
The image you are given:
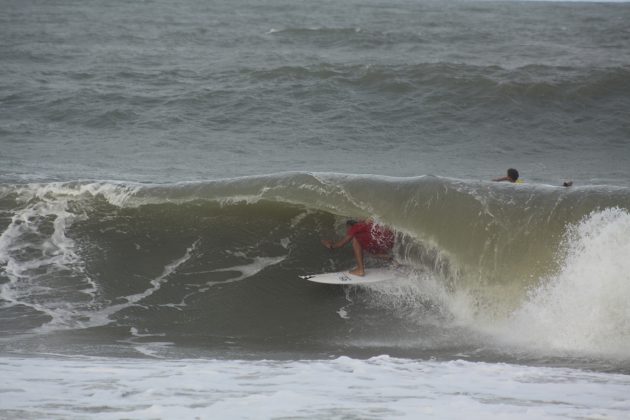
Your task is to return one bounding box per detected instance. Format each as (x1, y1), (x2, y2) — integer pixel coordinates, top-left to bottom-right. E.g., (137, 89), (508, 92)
(346, 219), (358, 226)
(507, 168), (519, 181)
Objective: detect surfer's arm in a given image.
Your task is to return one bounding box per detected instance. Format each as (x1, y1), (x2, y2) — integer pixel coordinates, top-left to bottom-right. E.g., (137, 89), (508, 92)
(321, 234), (353, 250)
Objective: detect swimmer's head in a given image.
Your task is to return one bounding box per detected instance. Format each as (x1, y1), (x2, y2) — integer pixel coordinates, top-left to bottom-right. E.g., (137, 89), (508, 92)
(507, 168), (519, 182)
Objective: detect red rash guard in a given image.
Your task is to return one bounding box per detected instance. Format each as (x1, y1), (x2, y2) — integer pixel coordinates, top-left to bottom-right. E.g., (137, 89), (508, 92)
(347, 222), (394, 254)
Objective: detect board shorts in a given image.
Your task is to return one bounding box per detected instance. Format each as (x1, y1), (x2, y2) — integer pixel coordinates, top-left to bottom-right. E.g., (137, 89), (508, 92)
(347, 222), (394, 254)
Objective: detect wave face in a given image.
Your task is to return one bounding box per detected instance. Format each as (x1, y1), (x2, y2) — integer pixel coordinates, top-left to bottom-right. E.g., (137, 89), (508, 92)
(1, 174), (629, 365)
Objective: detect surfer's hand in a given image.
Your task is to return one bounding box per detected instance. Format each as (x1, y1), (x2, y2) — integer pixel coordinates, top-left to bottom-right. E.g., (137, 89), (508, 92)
(321, 239), (333, 249)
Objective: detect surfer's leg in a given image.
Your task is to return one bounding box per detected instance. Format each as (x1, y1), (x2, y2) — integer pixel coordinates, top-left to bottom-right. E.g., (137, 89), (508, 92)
(349, 237), (365, 276)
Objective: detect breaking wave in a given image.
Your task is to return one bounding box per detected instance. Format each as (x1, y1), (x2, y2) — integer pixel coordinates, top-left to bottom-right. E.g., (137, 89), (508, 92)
(1, 173), (629, 360)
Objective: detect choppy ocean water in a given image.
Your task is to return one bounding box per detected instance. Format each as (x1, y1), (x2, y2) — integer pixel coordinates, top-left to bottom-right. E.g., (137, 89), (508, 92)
(2, 0), (630, 418)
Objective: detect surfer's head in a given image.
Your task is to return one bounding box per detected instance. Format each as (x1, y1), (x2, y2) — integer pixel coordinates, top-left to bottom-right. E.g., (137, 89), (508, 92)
(507, 168), (519, 182)
(346, 219), (358, 226)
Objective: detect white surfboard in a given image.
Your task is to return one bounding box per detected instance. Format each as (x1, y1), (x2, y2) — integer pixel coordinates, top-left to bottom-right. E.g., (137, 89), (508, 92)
(300, 267), (402, 285)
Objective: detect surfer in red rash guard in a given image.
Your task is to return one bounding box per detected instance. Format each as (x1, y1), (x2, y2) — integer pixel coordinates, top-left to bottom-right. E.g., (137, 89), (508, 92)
(321, 220), (394, 276)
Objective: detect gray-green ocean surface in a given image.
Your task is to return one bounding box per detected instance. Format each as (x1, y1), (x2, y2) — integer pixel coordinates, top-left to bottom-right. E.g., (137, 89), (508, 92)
(1, 0), (629, 184)
(1, 1), (630, 418)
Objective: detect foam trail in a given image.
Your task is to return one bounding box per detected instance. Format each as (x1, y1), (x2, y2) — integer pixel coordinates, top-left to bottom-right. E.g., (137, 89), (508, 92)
(126, 240), (199, 304)
(84, 240), (202, 328)
(201, 256), (286, 289)
(159, 255), (287, 309)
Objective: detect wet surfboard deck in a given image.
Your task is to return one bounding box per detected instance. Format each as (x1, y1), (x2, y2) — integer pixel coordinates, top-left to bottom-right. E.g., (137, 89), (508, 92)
(300, 267), (402, 285)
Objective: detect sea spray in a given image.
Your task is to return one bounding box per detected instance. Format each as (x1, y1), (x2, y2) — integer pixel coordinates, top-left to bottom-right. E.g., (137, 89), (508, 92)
(498, 208), (630, 356)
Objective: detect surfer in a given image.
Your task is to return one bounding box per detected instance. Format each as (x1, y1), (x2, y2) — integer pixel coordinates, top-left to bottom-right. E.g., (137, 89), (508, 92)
(493, 168), (573, 187)
(321, 220), (394, 276)
(493, 168), (522, 183)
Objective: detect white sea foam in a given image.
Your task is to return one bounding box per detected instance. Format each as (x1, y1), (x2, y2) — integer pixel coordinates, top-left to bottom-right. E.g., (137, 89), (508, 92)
(201, 255), (286, 288)
(125, 240), (199, 305)
(164, 254), (287, 309)
(0, 184), (95, 330)
(497, 208), (630, 357)
(12, 181), (141, 207)
(1, 355), (628, 419)
(0, 181), (200, 333)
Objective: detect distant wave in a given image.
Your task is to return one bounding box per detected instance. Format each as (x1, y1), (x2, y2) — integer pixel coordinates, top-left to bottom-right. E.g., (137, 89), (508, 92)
(244, 63), (630, 95)
(266, 26), (426, 48)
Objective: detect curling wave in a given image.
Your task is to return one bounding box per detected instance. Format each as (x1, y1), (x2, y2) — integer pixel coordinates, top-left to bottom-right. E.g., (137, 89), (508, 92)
(1, 173), (629, 360)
